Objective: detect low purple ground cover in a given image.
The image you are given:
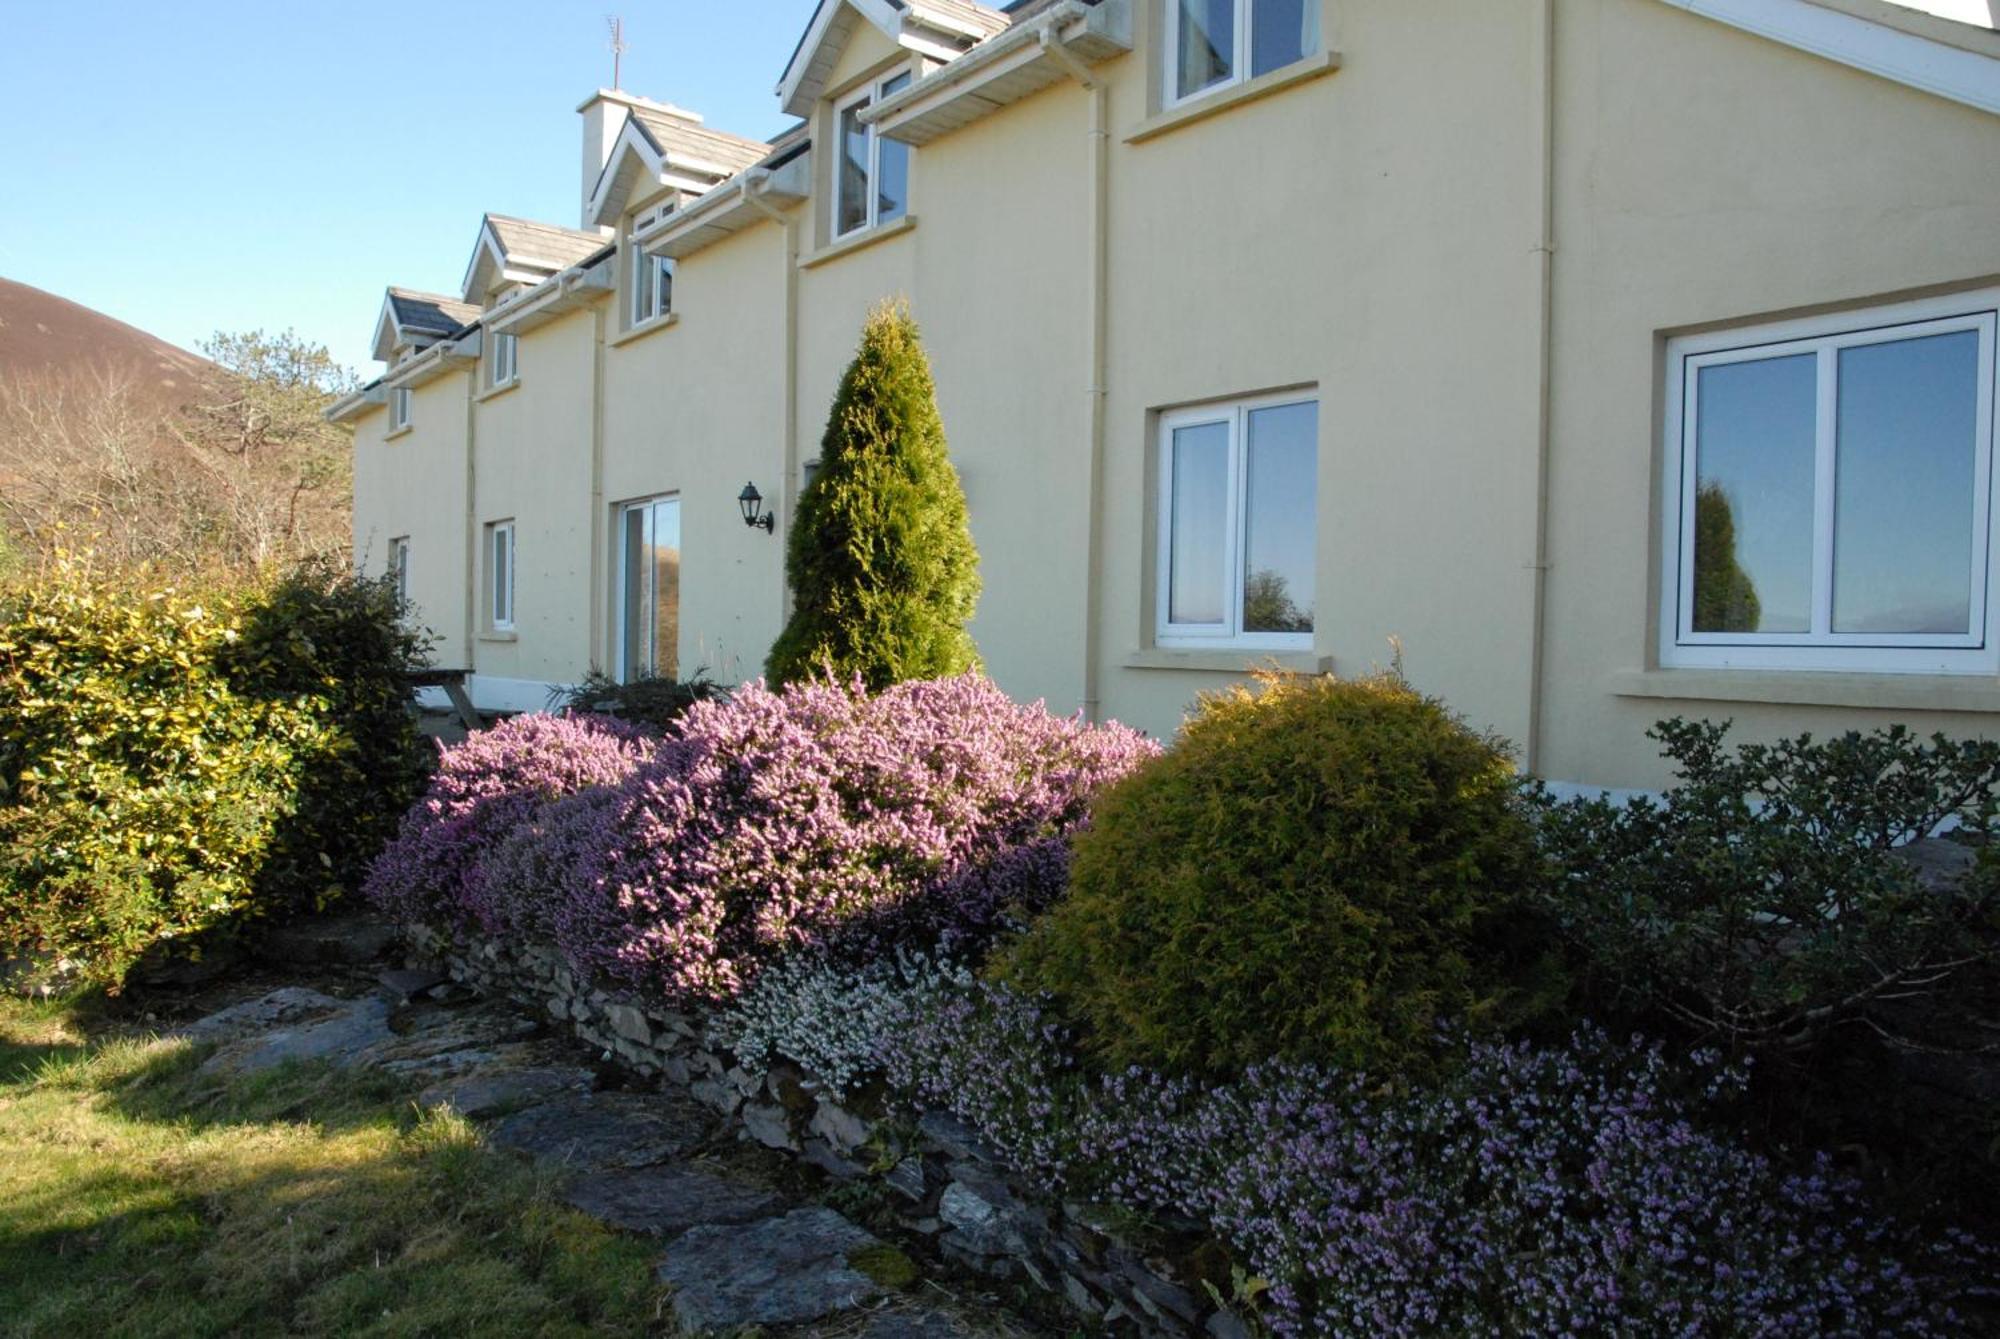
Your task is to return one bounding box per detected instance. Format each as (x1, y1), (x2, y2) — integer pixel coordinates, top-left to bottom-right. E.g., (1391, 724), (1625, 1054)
(890, 982), (1991, 1338)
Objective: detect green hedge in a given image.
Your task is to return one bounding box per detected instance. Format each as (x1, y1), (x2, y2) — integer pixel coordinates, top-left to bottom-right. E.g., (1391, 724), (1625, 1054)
(0, 559), (429, 988)
(1003, 673), (1566, 1078)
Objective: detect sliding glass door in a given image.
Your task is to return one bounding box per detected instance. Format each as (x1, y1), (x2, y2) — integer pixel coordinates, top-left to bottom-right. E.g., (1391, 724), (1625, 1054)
(615, 496), (680, 683)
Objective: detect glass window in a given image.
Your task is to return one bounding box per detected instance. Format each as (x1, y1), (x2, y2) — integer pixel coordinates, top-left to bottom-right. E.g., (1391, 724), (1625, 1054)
(388, 537), (410, 605)
(1158, 394), (1319, 647)
(616, 496), (681, 682)
(835, 71), (914, 238)
(1665, 295), (1998, 673)
(1169, 0), (1320, 106)
(487, 521), (514, 631)
(389, 386), (411, 431)
(489, 332), (517, 387)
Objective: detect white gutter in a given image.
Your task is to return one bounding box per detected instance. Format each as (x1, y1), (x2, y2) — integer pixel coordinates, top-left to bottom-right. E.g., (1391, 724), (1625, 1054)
(1526, 0), (1557, 773)
(324, 383), (386, 424)
(860, 0), (1095, 127)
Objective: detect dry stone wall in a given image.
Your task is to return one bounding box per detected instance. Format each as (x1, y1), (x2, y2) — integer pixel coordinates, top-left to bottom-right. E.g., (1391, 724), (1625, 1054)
(404, 924), (1248, 1339)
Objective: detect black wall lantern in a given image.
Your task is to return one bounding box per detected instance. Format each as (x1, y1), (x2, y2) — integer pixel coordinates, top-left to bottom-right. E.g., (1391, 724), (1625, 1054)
(737, 481), (776, 533)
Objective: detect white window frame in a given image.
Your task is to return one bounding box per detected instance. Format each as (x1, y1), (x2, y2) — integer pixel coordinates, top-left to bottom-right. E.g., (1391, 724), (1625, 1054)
(630, 243), (674, 328)
(388, 536), (410, 604)
(613, 495), (681, 683)
(486, 520), (516, 632)
(1163, 0), (1320, 111)
(1661, 288), (2000, 675)
(1155, 391), (1319, 651)
(489, 331), (517, 389)
(834, 70), (913, 240)
(389, 386), (412, 431)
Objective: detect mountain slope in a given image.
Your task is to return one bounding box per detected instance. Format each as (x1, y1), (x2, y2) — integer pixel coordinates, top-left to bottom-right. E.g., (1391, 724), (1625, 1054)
(0, 277), (212, 406)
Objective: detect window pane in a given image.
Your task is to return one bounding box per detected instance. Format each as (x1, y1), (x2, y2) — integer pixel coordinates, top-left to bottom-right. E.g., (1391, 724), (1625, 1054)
(1176, 0), (1236, 99)
(876, 74), (911, 225)
(1169, 420), (1231, 626)
(1243, 401), (1317, 634)
(652, 499), (681, 681)
(493, 530), (511, 625)
(620, 507), (648, 681)
(656, 257), (673, 316)
(1833, 330), (1981, 635)
(838, 101), (869, 235)
(1691, 354), (1817, 633)
(1250, 0), (1317, 77)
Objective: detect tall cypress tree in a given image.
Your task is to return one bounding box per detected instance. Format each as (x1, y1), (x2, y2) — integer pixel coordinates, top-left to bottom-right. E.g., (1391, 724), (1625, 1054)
(768, 300), (981, 689)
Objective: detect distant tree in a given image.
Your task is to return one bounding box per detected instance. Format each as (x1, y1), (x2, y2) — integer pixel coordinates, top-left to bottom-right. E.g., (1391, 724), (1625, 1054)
(1691, 482), (1761, 633)
(0, 329), (357, 573)
(768, 301), (981, 690)
(1242, 568), (1310, 634)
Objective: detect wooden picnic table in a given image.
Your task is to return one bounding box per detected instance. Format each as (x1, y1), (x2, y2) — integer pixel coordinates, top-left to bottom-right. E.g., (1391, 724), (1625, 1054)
(401, 668), (483, 732)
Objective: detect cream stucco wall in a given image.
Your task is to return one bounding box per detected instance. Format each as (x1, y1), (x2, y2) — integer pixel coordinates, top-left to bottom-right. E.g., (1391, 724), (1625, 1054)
(351, 371), (472, 668)
(1539, 0), (2000, 789)
(348, 0), (2000, 787)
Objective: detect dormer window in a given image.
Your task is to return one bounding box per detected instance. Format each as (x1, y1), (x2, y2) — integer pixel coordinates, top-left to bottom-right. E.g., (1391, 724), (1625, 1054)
(1167, 0), (1320, 108)
(631, 245), (674, 327)
(835, 71), (913, 238)
(489, 331), (518, 389)
(389, 386), (412, 431)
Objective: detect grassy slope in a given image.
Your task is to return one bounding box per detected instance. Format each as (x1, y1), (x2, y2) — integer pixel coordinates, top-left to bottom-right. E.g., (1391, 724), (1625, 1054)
(0, 996), (663, 1338)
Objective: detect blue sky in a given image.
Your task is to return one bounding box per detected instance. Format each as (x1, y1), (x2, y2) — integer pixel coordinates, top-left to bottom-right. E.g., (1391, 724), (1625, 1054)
(0, 2), (813, 373)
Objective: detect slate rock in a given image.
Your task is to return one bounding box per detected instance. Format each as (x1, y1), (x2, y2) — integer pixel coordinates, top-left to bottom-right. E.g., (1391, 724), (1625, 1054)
(918, 1111), (1001, 1164)
(377, 967), (447, 1002)
(199, 995), (396, 1075)
(258, 915), (396, 966)
(417, 1064), (595, 1118)
(741, 1100), (799, 1151)
(563, 1164), (784, 1236)
(655, 1207), (884, 1331)
(490, 1090), (710, 1170)
(170, 987), (345, 1045)
(854, 1307), (983, 1339)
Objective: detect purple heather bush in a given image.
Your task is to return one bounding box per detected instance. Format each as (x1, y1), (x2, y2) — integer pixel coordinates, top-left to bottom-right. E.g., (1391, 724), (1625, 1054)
(362, 712), (658, 933)
(891, 982), (1991, 1337)
(548, 673), (1156, 1002)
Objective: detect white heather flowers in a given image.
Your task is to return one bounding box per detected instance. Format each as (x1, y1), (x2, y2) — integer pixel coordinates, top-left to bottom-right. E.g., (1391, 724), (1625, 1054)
(710, 949), (971, 1099)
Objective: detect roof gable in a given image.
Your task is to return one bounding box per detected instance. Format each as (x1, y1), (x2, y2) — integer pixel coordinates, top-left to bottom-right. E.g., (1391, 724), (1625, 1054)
(371, 288), (480, 363)
(585, 107), (771, 227)
(1655, 0), (2000, 116)
(777, 0), (1009, 117)
(460, 214), (607, 304)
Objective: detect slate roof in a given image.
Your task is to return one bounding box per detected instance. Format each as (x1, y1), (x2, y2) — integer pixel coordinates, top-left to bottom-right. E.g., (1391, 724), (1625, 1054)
(628, 107), (772, 177)
(915, 0), (1012, 37)
(485, 215), (608, 272)
(387, 288), (480, 336)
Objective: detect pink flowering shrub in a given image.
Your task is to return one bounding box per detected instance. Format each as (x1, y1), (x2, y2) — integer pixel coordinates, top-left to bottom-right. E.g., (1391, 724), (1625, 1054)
(890, 983), (1992, 1336)
(546, 674), (1157, 1001)
(362, 713), (658, 932)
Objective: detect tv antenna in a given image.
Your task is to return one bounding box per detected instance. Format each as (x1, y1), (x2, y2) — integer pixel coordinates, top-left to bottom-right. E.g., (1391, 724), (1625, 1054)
(606, 16), (628, 89)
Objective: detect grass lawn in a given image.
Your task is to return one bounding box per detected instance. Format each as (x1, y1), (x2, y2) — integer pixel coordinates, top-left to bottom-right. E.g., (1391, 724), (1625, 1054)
(0, 994), (665, 1337)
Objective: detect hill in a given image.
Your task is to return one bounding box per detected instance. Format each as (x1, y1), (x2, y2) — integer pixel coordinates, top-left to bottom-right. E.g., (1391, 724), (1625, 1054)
(0, 277), (212, 406)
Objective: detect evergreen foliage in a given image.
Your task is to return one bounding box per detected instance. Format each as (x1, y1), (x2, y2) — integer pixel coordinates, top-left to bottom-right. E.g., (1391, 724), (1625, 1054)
(1003, 672), (1564, 1078)
(768, 301), (980, 689)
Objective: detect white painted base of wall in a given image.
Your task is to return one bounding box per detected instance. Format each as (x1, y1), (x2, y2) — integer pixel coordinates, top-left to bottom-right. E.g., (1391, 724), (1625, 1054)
(415, 676), (568, 716)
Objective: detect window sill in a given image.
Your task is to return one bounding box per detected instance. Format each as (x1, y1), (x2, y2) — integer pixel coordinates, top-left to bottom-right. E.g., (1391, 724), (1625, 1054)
(476, 378), (519, 404)
(384, 425), (413, 441)
(1126, 648), (1332, 674)
(478, 630), (518, 645)
(610, 312), (679, 348)
(1126, 52), (1342, 145)
(1608, 668), (2000, 714)
(800, 215), (917, 270)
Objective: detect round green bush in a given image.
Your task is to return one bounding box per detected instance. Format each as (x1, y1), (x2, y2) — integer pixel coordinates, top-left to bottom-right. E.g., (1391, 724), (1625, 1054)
(1002, 673), (1562, 1078)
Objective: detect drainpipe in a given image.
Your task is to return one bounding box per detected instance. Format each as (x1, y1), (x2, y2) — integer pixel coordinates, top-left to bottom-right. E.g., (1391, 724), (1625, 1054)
(461, 341), (478, 679)
(1525, 0), (1558, 773)
(742, 171), (803, 637)
(588, 301), (608, 672)
(1039, 28), (1111, 723)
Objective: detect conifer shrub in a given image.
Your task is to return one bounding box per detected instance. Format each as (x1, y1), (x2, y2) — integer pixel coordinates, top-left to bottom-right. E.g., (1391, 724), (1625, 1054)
(1003, 673), (1562, 1078)
(768, 301), (981, 690)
